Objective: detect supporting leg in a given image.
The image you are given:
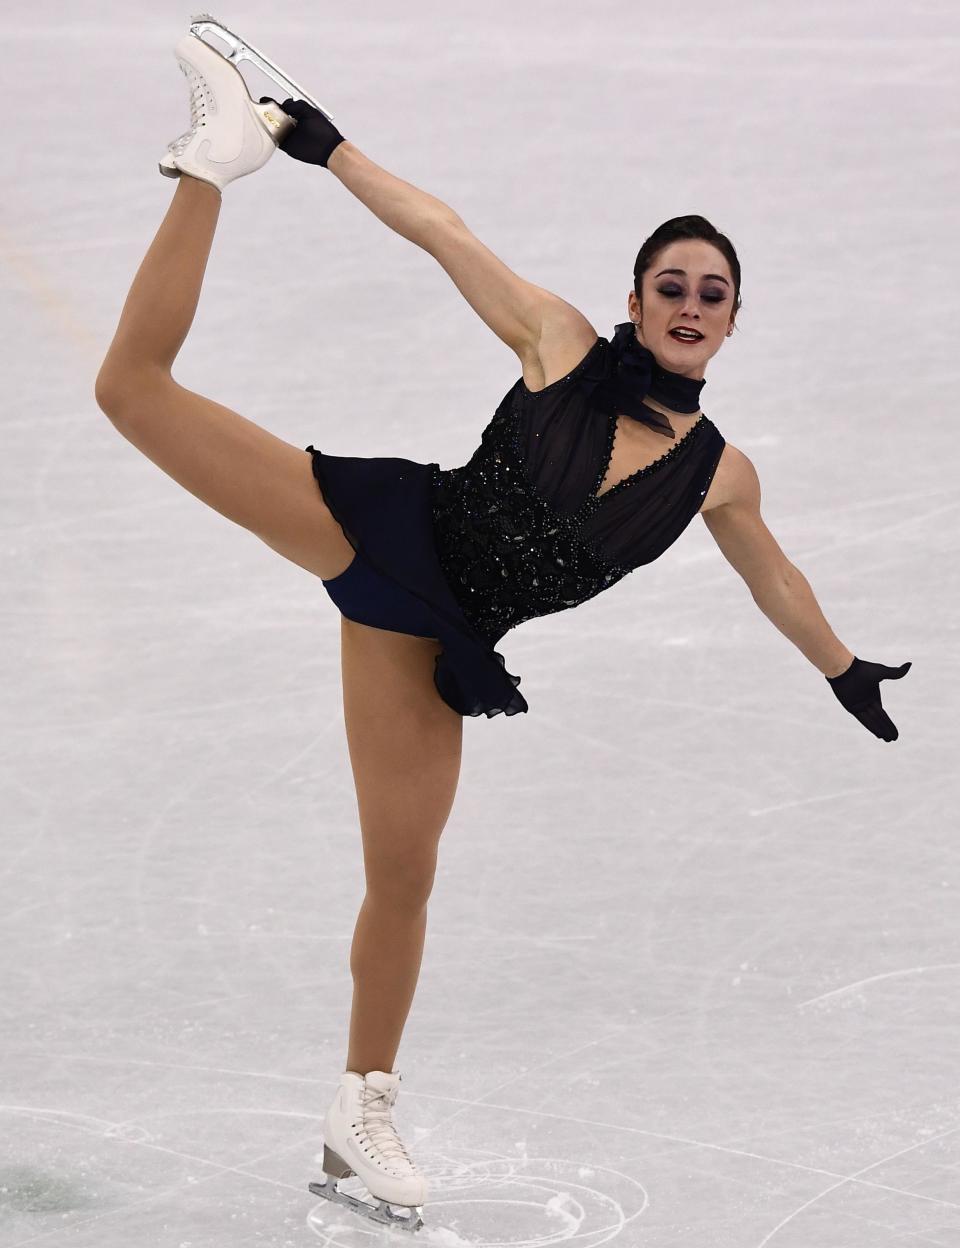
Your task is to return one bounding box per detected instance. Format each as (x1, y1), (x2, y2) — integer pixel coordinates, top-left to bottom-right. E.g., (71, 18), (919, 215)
(346, 894), (430, 1075)
(338, 617), (463, 1077)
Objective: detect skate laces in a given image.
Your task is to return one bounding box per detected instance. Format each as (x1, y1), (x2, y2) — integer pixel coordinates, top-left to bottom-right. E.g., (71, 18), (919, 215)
(169, 61), (212, 156)
(356, 1085), (416, 1171)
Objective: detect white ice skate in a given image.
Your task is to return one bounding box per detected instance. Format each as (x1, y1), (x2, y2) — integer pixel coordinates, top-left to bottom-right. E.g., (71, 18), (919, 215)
(309, 1070), (427, 1234)
(185, 13), (333, 116)
(159, 13), (336, 191)
(158, 32), (293, 192)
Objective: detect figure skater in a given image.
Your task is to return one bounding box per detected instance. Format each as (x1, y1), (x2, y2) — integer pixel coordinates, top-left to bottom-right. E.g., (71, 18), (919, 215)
(94, 19), (911, 1235)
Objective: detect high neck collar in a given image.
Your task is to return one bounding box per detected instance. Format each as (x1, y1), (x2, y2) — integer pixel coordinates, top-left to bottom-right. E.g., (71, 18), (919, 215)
(572, 323), (707, 438)
(609, 321), (705, 414)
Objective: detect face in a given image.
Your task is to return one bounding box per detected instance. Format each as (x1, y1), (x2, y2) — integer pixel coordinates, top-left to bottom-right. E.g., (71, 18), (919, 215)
(627, 239), (736, 379)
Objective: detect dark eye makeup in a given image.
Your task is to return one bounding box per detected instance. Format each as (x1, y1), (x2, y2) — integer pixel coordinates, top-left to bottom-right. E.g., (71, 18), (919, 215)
(658, 285), (725, 303)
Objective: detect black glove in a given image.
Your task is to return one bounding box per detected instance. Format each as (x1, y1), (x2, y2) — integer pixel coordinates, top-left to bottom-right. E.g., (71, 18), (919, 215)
(259, 97), (346, 168)
(826, 656), (912, 741)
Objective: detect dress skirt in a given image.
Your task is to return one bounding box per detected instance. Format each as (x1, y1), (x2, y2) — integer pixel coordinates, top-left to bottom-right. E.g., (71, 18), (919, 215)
(305, 446), (527, 718)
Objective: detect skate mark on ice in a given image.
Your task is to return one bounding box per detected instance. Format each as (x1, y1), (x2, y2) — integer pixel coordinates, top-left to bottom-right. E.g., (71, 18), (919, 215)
(796, 962), (960, 1010)
(307, 1150), (647, 1246)
(753, 1122), (960, 1248)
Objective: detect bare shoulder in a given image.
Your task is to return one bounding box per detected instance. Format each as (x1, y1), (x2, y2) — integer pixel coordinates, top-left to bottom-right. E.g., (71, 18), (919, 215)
(519, 297), (599, 393)
(701, 442), (760, 516)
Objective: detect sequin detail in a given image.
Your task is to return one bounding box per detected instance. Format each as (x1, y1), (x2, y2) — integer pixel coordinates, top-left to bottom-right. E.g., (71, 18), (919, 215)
(430, 329), (724, 648)
(432, 388), (632, 643)
(590, 412), (708, 503)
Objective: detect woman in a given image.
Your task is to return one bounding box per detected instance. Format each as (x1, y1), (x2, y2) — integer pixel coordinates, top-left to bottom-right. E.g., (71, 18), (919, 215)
(94, 24), (910, 1234)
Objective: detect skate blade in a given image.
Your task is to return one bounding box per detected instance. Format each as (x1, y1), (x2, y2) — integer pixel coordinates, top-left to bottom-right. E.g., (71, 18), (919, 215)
(188, 13), (335, 120)
(308, 1177), (425, 1234)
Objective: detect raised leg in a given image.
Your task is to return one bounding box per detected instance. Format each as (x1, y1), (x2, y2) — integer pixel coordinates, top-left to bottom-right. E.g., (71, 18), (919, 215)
(94, 177), (354, 581)
(97, 174), (222, 379)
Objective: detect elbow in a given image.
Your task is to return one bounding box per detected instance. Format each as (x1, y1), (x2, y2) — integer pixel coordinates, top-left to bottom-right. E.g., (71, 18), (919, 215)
(94, 365), (148, 423)
(94, 363), (129, 419)
(766, 558), (797, 593)
(419, 209), (463, 257)
(94, 372), (117, 417)
(749, 560), (797, 606)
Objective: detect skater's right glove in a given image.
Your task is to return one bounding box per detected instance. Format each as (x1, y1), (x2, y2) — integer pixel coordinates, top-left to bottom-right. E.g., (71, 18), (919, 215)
(261, 97), (346, 168)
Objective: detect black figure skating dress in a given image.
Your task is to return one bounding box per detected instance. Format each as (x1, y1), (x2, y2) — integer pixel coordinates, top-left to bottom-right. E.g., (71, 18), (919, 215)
(306, 322), (726, 718)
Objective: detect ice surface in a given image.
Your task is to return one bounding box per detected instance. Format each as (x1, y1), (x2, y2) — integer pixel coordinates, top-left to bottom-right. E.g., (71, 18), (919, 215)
(1, 1), (956, 1244)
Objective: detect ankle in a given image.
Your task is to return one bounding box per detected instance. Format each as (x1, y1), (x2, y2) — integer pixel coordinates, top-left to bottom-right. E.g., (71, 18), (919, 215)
(175, 173), (222, 203)
(344, 1062), (397, 1078)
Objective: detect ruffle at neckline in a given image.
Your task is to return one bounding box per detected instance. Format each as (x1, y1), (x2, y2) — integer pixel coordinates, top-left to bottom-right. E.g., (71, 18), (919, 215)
(573, 323), (706, 438)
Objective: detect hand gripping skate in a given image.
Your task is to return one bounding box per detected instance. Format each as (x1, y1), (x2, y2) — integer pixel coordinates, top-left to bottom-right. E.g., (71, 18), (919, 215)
(159, 13), (335, 191)
(308, 1070), (426, 1234)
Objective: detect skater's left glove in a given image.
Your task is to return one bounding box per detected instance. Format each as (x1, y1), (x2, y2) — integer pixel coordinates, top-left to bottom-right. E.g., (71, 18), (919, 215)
(825, 655), (912, 741)
(260, 97), (346, 168)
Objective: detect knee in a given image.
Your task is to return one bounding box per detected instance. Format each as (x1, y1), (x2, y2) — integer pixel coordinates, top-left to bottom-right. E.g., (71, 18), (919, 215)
(95, 360), (142, 413)
(364, 848), (438, 913)
(94, 364), (168, 421)
(95, 369), (125, 419)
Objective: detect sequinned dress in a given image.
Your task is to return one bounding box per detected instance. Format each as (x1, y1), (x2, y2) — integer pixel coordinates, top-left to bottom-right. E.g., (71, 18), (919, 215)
(306, 323), (726, 718)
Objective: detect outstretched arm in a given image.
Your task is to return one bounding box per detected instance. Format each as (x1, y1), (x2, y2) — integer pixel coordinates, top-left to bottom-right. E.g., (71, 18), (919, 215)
(752, 567), (855, 678)
(328, 142), (458, 251)
(327, 142), (568, 360)
(274, 101), (583, 359)
(703, 446), (854, 677)
(704, 445), (911, 741)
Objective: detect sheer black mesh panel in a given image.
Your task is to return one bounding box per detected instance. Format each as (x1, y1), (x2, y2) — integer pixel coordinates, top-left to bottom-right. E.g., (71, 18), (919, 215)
(430, 333), (726, 646)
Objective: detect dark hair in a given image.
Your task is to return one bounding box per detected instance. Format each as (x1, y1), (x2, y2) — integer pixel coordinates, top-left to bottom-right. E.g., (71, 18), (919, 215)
(633, 214), (742, 324)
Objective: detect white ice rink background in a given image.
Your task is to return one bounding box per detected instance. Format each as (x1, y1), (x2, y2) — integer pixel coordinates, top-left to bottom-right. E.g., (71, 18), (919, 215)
(1, 2), (957, 1244)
